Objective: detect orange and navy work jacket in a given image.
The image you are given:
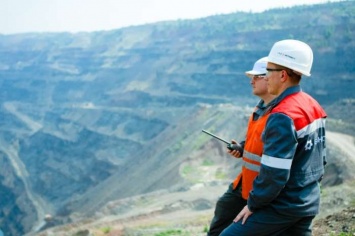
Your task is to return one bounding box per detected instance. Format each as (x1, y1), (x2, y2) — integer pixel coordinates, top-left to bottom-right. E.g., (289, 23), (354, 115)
(247, 86), (327, 217)
(232, 100), (273, 200)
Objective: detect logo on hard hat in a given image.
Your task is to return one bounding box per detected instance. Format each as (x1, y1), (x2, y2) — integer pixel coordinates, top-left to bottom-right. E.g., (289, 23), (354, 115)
(277, 52), (295, 60)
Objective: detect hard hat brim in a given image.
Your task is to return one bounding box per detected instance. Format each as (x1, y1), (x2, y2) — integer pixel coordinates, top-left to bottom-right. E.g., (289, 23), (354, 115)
(245, 70), (266, 76)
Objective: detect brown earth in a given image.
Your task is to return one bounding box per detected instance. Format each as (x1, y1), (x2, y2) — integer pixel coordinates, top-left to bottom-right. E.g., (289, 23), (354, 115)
(313, 206), (355, 236)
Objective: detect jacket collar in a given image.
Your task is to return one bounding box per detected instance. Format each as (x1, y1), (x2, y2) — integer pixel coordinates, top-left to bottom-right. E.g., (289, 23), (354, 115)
(255, 85), (301, 115)
(271, 85), (301, 108)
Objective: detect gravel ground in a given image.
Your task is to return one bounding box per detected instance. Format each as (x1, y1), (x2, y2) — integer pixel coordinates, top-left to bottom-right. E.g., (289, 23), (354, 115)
(313, 206), (355, 236)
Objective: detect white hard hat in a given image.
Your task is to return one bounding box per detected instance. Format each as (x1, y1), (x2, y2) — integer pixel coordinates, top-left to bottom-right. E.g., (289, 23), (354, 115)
(267, 39), (313, 76)
(245, 57), (268, 78)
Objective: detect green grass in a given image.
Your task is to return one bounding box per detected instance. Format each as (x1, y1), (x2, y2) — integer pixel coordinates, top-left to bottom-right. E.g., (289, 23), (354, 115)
(154, 229), (183, 236)
(182, 165), (194, 175)
(215, 169), (227, 180)
(100, 226), (111, 234)
(202, 159), (214, 166)
(203, 225), (209, 233)
(330, 231), (355, 236)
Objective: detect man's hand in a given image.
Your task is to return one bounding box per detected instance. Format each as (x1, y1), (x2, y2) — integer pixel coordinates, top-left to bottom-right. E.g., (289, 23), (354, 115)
(233, 205), (253, 225)
(228, 140), (242, 158)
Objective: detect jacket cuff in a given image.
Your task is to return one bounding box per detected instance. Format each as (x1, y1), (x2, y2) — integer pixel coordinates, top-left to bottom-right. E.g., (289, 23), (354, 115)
(247, 197), (257, 212)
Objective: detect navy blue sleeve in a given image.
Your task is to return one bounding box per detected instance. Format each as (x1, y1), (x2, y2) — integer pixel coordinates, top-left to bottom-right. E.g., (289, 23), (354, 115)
(248, 113), (298, 211)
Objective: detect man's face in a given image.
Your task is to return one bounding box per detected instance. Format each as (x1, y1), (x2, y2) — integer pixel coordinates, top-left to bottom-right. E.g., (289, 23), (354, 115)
(250, 74), (268, 96)
(265, 62), (283, 95)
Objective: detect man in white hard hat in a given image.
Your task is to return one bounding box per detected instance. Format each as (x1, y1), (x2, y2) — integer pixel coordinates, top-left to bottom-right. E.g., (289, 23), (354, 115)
(220, 40), (327, 236)
(207, 57), (276, 236)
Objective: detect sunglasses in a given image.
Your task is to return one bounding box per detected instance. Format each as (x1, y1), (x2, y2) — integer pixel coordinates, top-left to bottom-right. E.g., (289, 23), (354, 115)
(252, 74), (266, 80)
(266, 68), (284, 76)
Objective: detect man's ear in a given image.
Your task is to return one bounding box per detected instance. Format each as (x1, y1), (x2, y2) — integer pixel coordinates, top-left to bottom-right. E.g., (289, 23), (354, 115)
(280, 70), (288, 82)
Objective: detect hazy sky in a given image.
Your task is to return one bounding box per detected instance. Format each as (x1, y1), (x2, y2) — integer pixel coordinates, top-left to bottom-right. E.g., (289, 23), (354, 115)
(1, 0), (336, 34)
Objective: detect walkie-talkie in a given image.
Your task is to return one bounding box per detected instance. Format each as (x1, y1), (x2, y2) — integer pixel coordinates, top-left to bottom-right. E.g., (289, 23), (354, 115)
(202, 129), (243, 153)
